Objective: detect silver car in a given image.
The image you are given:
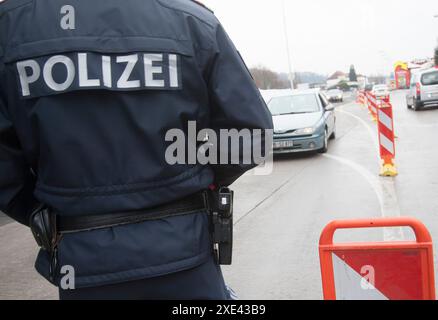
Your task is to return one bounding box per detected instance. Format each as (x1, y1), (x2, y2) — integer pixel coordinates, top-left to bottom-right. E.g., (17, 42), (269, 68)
(268, 90), (336, 154)
(407, 68), (438, 111)
(326, 89), (344, 103)
(372, 84), (390, 99)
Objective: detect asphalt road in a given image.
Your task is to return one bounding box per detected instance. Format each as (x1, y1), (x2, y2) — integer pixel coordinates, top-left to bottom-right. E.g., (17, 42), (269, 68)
(222, 90), (438, 299)
(1, 90), (438, 300)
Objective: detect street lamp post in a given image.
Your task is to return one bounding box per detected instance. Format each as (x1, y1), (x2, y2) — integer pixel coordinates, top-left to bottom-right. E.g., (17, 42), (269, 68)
(378, 50), (392, 80)
(434, 15), (438, 66)
(282, 0), (295, 89)
(434, 15), (438, 43)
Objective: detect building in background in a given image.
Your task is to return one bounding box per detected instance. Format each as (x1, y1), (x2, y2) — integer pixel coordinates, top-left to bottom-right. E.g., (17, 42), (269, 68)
(356, 74), (368, 89)
(326, 71), (368, 89)
(326, 71), (348, 88)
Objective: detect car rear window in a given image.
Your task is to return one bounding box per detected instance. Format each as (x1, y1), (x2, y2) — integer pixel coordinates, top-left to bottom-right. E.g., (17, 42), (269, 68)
(421, 71), (438, 86)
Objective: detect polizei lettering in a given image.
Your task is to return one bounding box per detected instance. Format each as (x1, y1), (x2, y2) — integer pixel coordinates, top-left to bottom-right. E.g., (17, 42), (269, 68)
(16, 52), (181, 98)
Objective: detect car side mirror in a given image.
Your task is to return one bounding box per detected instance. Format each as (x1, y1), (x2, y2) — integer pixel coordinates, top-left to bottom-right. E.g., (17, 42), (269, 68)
(325, 104), (335, 111)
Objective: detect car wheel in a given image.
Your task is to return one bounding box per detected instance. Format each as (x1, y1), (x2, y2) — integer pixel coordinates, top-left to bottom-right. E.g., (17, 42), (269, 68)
(330, 124), (336, 140)
(318, 129), (329, 154)
(413, 98), (421, 111)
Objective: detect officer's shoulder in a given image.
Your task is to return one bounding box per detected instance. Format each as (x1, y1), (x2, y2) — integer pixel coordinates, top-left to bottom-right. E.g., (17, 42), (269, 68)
(0, 0), (33, 16)
(188, 0), (214, 14)
(156, 0), (218, 28)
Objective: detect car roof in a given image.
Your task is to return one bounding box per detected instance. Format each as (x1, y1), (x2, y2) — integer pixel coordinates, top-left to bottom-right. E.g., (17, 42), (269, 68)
(261, 89), (321, 103)
(416, 67), (438, 76)
(266, 89), (320, 97)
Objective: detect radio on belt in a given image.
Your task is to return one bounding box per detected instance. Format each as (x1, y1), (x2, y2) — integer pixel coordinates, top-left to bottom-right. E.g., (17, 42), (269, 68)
(210, 187), (234, 265)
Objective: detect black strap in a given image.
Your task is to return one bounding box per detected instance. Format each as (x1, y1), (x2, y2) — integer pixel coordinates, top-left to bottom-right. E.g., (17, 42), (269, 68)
(57, 193), (207, 234)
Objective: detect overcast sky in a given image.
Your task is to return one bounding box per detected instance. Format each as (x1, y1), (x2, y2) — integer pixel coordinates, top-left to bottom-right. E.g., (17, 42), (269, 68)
(202, 0), (438, 76)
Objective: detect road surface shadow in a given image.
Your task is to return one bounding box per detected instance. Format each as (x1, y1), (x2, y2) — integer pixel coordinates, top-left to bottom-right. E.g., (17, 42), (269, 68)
(273, 151), (318, 162)
(0, 212), (13, 227)
(413, 106), (438, 112)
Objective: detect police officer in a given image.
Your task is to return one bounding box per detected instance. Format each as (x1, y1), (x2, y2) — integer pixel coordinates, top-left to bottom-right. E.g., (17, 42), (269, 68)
(0, 0), (273, 300)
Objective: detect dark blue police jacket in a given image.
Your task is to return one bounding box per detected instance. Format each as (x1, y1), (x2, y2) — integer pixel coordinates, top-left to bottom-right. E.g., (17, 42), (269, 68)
(0, 0), (273, 288)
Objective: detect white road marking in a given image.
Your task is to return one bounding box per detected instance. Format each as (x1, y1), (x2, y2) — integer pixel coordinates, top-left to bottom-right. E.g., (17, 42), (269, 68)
(330, 102), (404, 241)
(336, 106), (380, 159)
(323, 153), (404, 241)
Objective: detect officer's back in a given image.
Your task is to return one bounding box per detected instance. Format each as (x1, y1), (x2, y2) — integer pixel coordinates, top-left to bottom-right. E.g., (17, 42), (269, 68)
(0, 0), (273, 299)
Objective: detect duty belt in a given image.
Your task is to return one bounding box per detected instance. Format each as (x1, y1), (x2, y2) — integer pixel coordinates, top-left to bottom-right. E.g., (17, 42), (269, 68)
(30, 192), (207, 284)
(57, 193), (207, 234)
(29, 189), (234, 285)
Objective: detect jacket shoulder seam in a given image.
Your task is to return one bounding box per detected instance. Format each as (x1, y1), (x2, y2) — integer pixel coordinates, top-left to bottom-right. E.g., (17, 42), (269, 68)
(0, 0), (33, 16)
(156, 0), (217, 29)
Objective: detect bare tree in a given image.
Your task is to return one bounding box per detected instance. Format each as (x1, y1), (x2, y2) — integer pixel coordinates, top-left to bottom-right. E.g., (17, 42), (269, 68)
(249, 66), (290, 90)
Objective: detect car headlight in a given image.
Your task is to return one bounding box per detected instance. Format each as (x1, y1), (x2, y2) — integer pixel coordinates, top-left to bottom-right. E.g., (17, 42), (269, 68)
(294, 127), (315, 135)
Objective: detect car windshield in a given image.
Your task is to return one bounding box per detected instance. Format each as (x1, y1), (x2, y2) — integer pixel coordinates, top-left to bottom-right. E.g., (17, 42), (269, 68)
(421, 71), (438, 86)
(328, 90), (341, 94)
(268, 94), (320, 116)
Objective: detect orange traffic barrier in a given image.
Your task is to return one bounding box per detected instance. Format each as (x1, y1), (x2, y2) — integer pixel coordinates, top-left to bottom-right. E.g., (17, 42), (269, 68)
(365, 92), (378, 122)
(377, 99), (398, 176)
(356, 90), (366, 105)
(319, 217), (436, 300)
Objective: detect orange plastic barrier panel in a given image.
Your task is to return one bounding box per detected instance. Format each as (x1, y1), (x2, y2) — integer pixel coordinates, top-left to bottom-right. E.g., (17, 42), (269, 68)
(356, 90), (365, 105)
(319, 217), (435, 300)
